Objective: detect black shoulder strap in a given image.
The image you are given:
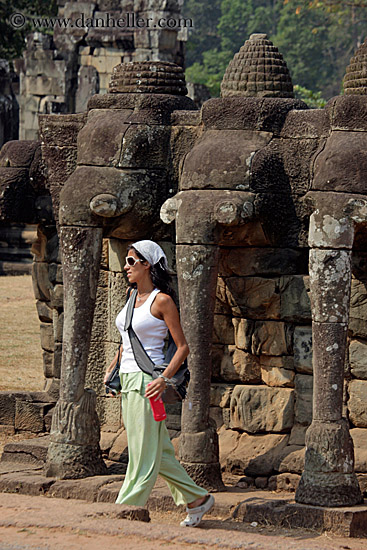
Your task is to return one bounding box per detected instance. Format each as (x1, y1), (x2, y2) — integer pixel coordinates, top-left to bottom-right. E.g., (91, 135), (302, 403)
(124, 288), (156, 376)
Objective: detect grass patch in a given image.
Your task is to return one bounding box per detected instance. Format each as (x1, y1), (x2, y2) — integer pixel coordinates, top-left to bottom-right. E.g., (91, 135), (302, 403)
(0, 275), (44, 391)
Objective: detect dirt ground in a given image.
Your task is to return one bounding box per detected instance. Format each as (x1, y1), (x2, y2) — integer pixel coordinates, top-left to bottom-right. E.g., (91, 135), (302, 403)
(0, 275), (43, 392)
(0, 493), (366, 550)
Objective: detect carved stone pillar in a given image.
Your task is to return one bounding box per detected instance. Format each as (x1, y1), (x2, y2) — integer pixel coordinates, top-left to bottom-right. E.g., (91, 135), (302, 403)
(162, 190), (256, 491)
(45, 226), (106, 478)
(296, 207), (362, 506)
(177, 243), (224, 491)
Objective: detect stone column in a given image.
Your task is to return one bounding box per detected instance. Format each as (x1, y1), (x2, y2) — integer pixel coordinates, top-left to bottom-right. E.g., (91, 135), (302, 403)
(45, 226), (106, 478)
(296, 208), (362, 506)
(161, 190), (255, 491)
(176, 244), (224, 491)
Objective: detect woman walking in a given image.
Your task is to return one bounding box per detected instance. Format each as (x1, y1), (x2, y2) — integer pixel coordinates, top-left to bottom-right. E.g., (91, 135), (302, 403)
(104, 240), (214, 527)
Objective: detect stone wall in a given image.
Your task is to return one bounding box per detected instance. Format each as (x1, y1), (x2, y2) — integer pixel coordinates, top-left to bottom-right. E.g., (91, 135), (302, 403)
(15, 0), (187, 140)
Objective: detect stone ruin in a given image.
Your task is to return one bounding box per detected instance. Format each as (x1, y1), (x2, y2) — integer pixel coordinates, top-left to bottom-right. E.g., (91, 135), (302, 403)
(14, 0), (187, 141)
(3, 32), (367, 506)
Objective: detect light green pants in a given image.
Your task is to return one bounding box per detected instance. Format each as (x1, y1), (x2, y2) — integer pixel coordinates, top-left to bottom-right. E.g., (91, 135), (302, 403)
(115, 371), (208, 507)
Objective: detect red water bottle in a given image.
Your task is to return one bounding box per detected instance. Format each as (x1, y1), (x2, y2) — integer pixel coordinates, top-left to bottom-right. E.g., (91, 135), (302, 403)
(148, 384), (167, 422)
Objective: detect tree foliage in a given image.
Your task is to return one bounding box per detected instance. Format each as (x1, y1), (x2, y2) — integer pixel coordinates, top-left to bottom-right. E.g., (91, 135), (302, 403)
(184, 0), (367, 101)
(0, 0), (58, 61)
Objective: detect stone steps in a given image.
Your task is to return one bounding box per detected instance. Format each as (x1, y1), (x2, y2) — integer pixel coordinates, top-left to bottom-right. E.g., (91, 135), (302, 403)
(0, 223), (36, 275)
(1, 435), (50, 466)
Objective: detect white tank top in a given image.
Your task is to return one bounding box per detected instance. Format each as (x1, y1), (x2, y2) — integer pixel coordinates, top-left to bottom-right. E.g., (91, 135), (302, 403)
(116, 288), (168, 374)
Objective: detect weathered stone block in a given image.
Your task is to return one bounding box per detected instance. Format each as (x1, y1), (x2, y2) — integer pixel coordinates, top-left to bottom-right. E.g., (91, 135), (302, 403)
(260, 355), (294, 370)
(220, 247), (308, 277)
(218, 425), (240, 467)
(268, 473), (301, 492)
(226, 277), (280, 319)
(293, 326), (313, 374)
(96, 394), (122, 433)
(252, 321), (292, 356)
(289, 423), (307, 446)
(40, 323), (54, 352)
(49, 284), (63, 308)
(280, 108), (329, 139)
(252, 138), (318, 196)
(295, 374), (313, 426)
(86, 341), (109, 396)
(261, 365), (294, 388)
(15, 401), (45, 432)
(100, 430), (120, 453)
(279, 276), (311, 322)
(210, 384), (235, 408)
(0, 393), (16, 426)
(53, 310), (64, 343)
(213, 315), (234, 344)
(348, 380), (367, 427)
(349, 339), (367, 379)
(351, 428), (367, 472)
(209, 406), (223, 428)
(39, 113), (87, 148)
(77, 109), (132, 167)
(42, 350), (54, 378)
(44, 378), (60, 400)
(118, 124), (171, 169)
(233, 318), (254, 351)
(230, 385), (294, 433)
(223, 407), (231, 428)
(357, 473), (367, 496)
(26, 75), (65, 96)
(36, 301), (53, 323)
(42, 145), (78, 190)
(32, 262), (51, 301)
(350, 279), (367, 338)
(108, 271), (128, 343)
(226, 432), (290, 476)
(275, 445), (305, 474)
(108, 239), (128, 272)
(53, 344), (62, 379)
(350, 427), (367, 449)
(220, 346), (261, 383)
(181, 129), (271, 190)
(170, 124), (201, 183)
(90, 281), (108, 344)
(313, 130), (367, 194)
(212, 344), (223, 379)
(109, 429), (128, 463)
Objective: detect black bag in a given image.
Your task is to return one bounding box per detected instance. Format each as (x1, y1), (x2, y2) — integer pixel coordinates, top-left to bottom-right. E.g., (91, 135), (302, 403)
(105, 341), (122, 395)
(124, 288), (190, 404)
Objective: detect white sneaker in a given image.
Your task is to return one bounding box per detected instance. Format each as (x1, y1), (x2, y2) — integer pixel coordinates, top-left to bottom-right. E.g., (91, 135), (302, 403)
(180, 494), (215, 527)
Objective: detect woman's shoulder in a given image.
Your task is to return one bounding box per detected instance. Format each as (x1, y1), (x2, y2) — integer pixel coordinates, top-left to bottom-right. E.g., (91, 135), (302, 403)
(155, 291), (176, 309)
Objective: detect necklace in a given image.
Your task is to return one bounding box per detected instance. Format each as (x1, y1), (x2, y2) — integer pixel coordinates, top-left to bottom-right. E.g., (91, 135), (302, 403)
(137, 290), (153, 302)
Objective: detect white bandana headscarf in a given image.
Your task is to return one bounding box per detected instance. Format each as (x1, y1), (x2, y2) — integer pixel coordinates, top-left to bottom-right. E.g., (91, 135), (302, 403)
(132, 240), (168, 269)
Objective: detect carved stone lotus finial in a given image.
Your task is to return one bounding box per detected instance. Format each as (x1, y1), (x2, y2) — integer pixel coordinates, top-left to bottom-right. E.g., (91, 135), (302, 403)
(221, 33), (294, 98)
(109, 61), (187, 95)
(344, 38), (367, 95)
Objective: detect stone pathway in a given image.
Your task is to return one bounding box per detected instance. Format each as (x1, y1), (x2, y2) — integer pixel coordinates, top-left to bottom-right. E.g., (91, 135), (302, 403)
(1, 492), (367, 550)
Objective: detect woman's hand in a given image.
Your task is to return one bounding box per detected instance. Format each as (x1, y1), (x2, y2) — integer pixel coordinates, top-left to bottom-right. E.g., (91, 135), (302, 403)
(103, 370), (112, 384)
(145, 377), (166, 401)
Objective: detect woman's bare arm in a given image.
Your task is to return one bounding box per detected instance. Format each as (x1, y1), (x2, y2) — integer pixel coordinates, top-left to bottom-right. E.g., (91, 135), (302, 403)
(145, 293), (189, 400)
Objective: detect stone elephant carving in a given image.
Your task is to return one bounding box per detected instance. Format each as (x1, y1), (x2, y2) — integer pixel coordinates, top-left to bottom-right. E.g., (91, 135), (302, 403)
(44, 61), (197, 479)
(159, 34), (367, 505)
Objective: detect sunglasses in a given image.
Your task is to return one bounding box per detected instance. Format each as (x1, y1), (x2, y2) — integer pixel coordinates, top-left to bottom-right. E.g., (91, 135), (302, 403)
(125, 256), (144, 267)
